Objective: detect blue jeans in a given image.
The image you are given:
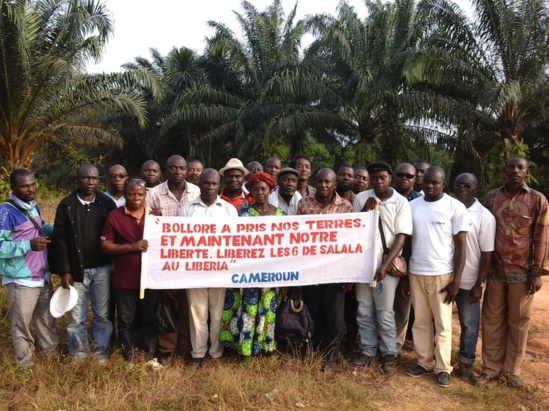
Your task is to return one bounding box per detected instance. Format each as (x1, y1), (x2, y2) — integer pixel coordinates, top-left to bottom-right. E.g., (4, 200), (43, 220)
(67, 265), (113, 358)
(355, 275), (399, 357)
(455, 288), (480, 364)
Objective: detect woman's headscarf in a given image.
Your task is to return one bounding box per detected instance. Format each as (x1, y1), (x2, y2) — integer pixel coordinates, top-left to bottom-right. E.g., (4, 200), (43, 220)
(248, 171), (276, 190)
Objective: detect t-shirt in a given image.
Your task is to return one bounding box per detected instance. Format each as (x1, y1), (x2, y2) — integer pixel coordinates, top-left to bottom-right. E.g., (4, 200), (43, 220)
(353, 188), (412, 265)
(460, 199), (496, 290)
(409, 194), (469, 276)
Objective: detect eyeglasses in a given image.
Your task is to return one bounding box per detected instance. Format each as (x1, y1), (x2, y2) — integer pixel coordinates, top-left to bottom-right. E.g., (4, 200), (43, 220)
(396, 172), (416, 179)
(454, 183), (474, 190)
(126, 179), (146, 187)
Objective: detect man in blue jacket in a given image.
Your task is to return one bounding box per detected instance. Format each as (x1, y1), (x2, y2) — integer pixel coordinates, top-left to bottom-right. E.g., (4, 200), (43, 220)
(0, 169), (58, 369)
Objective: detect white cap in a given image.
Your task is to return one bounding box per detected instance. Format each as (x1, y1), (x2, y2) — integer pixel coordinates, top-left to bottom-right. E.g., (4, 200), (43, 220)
(49, 286), (78, 318)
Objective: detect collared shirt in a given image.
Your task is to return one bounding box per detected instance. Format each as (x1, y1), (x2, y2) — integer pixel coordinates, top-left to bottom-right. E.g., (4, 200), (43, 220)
(179, 196), (238, 219)
(461, 199), (496, 290)
(101, 206), (156, 289)
(268, 189), (302, 215)
(146, 181), (200, 216)
(104, 191), (126, 207)
(297, 192), (352, 215)
(338, 190), (356, 204)
(483, 184), (549, 283)
(219, 187), (249, 211)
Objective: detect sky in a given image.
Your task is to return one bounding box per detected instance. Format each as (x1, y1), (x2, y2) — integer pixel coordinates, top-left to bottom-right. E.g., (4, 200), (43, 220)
(87, 0), (471, 74)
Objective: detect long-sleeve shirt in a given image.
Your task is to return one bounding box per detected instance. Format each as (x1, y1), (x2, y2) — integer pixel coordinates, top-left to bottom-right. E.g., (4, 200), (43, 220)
(483, 184), (549, 283)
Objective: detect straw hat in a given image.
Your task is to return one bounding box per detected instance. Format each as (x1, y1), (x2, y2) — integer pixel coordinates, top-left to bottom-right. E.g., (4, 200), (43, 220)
(219, 158), (250, 176)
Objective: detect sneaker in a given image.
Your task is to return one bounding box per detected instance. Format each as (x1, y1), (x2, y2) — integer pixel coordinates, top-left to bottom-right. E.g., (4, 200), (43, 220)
(351, 354), (375, 367)
(472, 373), (497, 386)
(145, 358), (163, 371)
(381, 355), (398, 376)
(406, 364), (433, 377)
(457, 363), (474, 381)
(503, 373), (524, 388)
(436, 372), (451, 388)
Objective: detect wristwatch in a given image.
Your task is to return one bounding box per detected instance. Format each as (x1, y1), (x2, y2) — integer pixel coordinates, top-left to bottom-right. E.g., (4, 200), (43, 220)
(475, 281), (485, 289)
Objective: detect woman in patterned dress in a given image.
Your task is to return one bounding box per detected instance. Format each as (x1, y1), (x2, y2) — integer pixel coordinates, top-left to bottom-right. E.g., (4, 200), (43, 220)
(219, 172), (284, 364)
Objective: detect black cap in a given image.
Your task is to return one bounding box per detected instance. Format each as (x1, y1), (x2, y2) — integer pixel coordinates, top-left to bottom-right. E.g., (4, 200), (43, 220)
(367, 161), (393, 175)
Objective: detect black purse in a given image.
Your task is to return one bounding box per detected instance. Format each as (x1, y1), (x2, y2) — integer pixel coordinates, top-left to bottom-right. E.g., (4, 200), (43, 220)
(275, 287), (314, 346)
(154, 292), (179, 333)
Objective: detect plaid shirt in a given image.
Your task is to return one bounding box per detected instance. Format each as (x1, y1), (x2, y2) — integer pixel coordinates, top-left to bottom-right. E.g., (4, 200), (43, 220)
(483, 184), (549, 283)
(146, 181), (200, 216)
(297, 192), (352, 215)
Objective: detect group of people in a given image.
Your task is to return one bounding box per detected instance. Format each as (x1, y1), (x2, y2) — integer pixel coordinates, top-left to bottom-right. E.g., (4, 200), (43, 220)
(0, 154), (546, 390)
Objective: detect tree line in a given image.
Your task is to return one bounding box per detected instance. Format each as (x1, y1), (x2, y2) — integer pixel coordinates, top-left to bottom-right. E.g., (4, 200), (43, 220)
(1, 0), (548, 194)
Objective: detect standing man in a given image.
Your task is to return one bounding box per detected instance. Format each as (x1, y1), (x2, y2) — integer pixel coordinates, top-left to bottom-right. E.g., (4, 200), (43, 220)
(268, 167), (302, 215)
(474, 157), (548, 388)
(219, 158), (250, 210)
(453, 173), (496, 380)
(392, 162), (420, 353)
(413, 160), (430, 194)
(104, 164), (128, 207)
(246, 161), (263, 175)
(352, 162), (412, 376)
(140, 160), (162, 189)
(101, 178), (160, 362)
(186, 159), (204, 186)
(264, 157), (282, 179)
(290, 155), (315, 198)
(353, 167), (369, 194)
(50, 164), (117, 361)
(147, 155), (200, 359)
(180, 169), (238, 367)
(335, 164), (356, 204)
(298, 168), (353, 372)
(0, 169), (58, 369)
(405, 166), (468, 388)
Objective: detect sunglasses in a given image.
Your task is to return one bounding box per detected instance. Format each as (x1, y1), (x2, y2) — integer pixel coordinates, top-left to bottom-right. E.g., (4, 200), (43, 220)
(454, 183), (474, 190)
(126, 178), (146, 187)
(396, 172), (416, 179)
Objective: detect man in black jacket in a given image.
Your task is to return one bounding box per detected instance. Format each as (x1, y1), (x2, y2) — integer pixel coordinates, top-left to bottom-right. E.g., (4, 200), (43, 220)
(49, 164), (117, 361)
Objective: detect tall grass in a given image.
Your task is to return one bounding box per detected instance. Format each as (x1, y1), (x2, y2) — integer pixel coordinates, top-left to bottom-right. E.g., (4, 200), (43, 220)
(0, 282), (545, 411)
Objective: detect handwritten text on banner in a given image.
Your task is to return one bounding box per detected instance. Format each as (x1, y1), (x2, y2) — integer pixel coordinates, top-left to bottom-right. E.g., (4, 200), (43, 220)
(141, 213), (378, 289)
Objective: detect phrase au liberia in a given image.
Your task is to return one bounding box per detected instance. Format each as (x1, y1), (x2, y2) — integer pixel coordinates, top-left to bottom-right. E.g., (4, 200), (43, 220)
(141, 213), (379, 291)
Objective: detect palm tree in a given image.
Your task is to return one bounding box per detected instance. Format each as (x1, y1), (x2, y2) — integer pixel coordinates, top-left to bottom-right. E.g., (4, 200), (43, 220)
(405, 0), (549, 184)
(0, 0), (163, 171)
(164, 0), (308, 164)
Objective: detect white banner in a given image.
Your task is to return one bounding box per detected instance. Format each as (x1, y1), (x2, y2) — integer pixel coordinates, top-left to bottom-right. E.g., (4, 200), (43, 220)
(141, 212), (378, 290)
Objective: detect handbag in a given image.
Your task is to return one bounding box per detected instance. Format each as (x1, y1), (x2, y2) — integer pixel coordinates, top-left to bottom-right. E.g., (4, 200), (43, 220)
(154, 292), (179, 333)
(378, 218), (407, 278)
(275, 287), (314, 347)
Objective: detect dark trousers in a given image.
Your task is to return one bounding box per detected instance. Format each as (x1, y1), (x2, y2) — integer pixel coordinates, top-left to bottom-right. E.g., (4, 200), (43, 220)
(113, 288), (161, 361)
(303, 283), (345, 360)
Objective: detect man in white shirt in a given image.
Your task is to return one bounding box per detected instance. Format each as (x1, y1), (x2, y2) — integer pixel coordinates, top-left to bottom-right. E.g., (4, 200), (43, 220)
(179, 169), (238, 367)
(405, 166), (468, 388)
(352, 161), (412, 376)
(268, 167), (302, 215)
(454, 173), (496, 381)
